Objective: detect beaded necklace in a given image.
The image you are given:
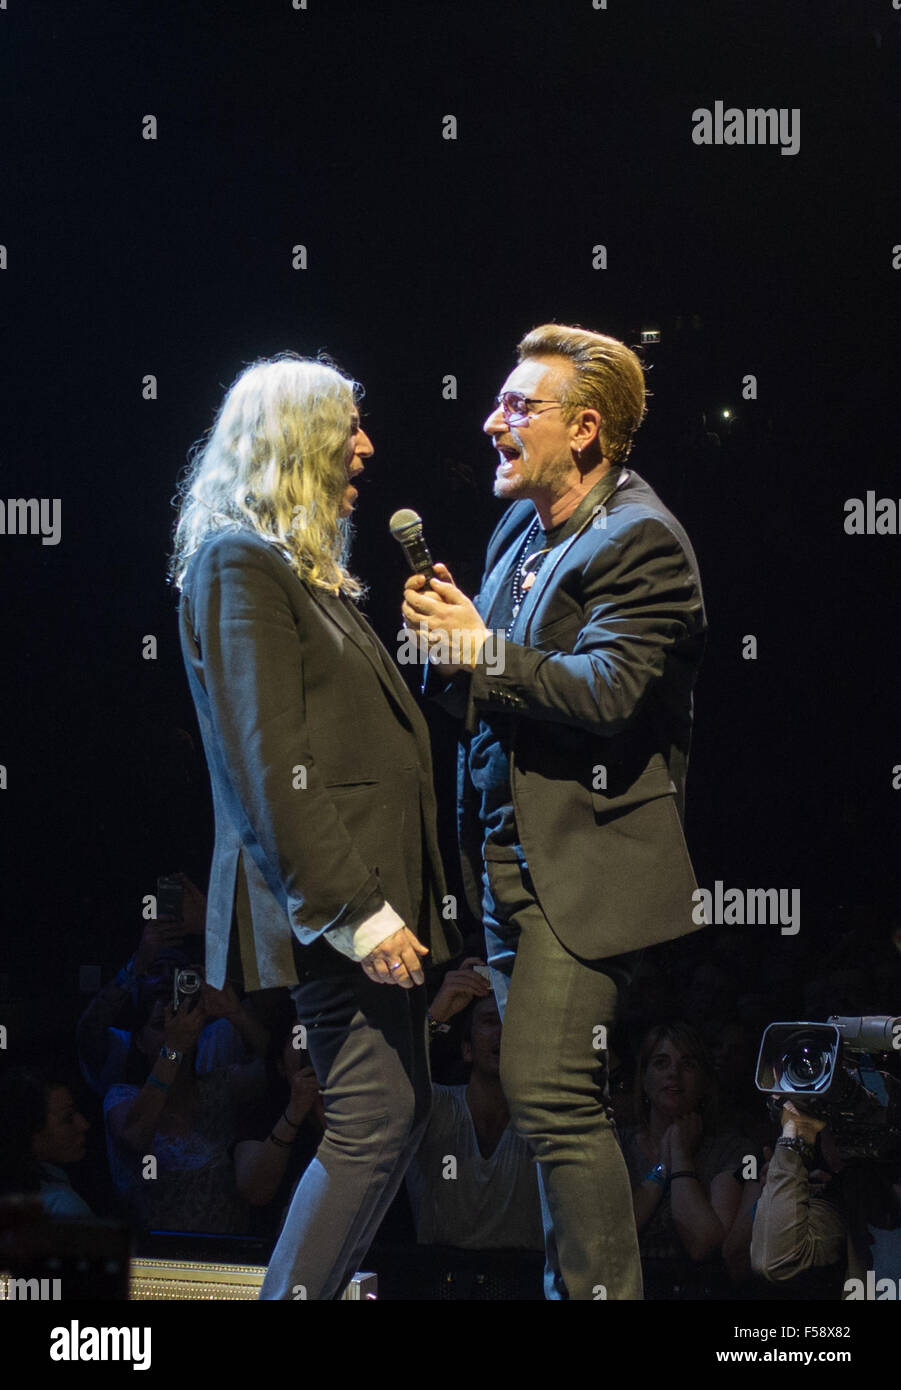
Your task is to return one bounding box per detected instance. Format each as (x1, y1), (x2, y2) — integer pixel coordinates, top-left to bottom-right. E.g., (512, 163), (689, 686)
(507, 519), (553, 636)
(505, 468), (629, 638)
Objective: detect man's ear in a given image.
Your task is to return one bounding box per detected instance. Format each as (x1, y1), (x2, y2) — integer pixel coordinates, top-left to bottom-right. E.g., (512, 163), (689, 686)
(572, 408), (603, 457)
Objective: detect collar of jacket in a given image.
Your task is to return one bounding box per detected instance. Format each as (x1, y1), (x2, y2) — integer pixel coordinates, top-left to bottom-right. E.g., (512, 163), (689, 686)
(507, 466), (629, 643)
(300, 580), (424, 731)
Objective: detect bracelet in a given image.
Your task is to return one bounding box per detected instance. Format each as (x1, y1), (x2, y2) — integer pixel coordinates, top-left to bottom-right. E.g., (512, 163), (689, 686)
(147, 1075), (171, 1093)
(268, 1132), (293, 1148)
(281, 1110), (303, 1129)
(776, 1136), (816, 1165)
(668, 1170), (698, 1184)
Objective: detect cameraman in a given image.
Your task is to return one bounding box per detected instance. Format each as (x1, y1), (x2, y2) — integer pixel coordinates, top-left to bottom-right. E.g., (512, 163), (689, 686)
(751, 1100), (901, 1294)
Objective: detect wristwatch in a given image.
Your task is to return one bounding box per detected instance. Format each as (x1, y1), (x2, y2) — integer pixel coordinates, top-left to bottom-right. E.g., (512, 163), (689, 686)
(159, 1045), (184, 1063)
(776, 1135), (816, 1165)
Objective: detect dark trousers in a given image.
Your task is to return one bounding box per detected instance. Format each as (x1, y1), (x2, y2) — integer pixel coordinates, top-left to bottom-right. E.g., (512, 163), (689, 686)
(482, 852), (644, 1301)
(259, 944), (431, 1300)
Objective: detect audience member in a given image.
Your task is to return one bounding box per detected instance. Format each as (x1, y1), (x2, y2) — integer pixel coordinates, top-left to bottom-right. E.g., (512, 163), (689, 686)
(232, 1006), (325, 1244)
(406, 960), (543, 1251)
(77, 875), (266, 1098)
(0, 1068), (94, 1219)
(103, 984), (264, 1235)
(620, 1022), (754, 1298)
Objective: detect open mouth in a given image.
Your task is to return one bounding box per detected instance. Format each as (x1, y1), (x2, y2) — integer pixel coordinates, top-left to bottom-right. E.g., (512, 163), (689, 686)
(496, 445), (520, 473)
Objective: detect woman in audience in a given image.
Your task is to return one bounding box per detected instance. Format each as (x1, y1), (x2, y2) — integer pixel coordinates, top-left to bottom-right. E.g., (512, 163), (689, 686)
(620, 1021), (753, 1298)
(0, 1067), (94, 1218)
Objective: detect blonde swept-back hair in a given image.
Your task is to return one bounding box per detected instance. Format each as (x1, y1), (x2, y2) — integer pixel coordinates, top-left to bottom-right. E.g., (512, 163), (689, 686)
(516, 324), (648, 464)
(169, 352), (364, 597)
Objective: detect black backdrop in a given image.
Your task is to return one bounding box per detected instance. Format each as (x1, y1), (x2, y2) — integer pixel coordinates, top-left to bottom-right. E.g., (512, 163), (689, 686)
(2, 0), (899, 1097)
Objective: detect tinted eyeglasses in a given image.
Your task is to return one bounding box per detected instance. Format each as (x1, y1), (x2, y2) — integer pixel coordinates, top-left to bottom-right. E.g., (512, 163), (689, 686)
(494, 392), (564, 426)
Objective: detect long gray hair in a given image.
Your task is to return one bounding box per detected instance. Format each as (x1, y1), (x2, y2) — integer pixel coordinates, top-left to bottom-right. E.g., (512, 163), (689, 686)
(169, 352), (364, 597)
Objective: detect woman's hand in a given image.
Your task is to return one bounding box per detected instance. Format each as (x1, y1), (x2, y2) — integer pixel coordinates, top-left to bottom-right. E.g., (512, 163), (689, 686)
(667, 1111), (703, 1167)
(361, 927), (429, 988)
(285, 1066), (321, 1126)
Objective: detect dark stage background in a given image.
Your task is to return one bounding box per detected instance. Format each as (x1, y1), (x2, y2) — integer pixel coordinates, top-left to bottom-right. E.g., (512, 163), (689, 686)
(1, 0), (900, 1270)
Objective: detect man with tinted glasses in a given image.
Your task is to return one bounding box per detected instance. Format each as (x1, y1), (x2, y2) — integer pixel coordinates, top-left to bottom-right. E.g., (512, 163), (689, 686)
(402, 323), (707, 1300)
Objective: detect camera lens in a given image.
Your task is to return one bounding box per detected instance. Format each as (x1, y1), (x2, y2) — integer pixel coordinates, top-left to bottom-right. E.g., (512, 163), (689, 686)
(781, 1034), (830, 1089)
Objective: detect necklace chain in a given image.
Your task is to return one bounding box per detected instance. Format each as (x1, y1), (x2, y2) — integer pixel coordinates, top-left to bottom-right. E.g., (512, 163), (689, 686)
(508, 519), (551, 636)
(504, 471), (627, 639)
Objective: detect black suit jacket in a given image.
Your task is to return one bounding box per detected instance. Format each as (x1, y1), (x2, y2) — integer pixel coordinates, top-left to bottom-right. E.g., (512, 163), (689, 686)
(179, 529), (461, 990)
(445, 468), (707, 962)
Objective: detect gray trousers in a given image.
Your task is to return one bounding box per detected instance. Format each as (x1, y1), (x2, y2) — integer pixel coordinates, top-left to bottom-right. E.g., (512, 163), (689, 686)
(482, 852), (644, 1300)
(259, 946), (431, 1301)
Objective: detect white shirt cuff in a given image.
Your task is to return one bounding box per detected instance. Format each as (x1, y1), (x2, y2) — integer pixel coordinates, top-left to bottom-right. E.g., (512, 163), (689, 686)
(324, 901), (406, 962)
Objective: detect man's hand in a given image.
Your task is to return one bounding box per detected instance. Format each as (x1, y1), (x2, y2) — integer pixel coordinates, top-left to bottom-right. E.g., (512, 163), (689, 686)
(429, 957), (492, 1024)
(402, 563), (490, 674)
(780, 1100), (827, 1145)
(361, 926), (429, 988)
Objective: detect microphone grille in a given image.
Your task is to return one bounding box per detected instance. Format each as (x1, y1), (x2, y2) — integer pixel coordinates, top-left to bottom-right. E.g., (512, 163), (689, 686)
(389, 508), (423, 537)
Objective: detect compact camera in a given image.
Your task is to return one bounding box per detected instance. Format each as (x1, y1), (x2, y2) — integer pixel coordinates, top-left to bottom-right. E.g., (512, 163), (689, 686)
(172, 967), (203, 1014)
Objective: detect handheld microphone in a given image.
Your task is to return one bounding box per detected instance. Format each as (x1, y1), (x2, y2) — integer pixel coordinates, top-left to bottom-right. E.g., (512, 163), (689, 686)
(389, 508), (436, 581)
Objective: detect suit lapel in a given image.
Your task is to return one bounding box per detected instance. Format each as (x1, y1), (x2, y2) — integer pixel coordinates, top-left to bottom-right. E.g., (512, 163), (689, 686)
(477, 515), (533, 624)
(511, 469), (629, 642)
(303, 581), (428, 737)
(510, 526), (586, 642)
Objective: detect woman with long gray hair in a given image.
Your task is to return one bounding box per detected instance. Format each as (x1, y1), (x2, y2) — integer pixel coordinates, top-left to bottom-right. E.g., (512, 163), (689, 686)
(170, 352), (460, 1298)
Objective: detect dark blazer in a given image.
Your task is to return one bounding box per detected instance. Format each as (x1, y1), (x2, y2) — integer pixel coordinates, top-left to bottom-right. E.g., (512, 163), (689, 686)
(448, 468), (707, 962)
(179, 529), (461, 991)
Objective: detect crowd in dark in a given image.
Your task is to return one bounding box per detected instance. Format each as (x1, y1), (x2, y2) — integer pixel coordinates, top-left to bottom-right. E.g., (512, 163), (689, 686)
(3, 868), (899, 1301)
